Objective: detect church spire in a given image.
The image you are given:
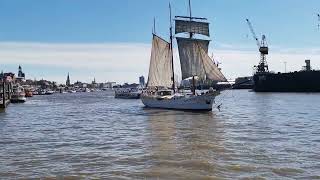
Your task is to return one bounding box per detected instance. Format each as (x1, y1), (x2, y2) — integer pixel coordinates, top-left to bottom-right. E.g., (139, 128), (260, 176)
(66, 72), (71, 86)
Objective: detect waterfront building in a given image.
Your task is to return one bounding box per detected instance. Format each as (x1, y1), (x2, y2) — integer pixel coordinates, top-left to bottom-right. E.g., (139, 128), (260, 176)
(104, 82), (117, 89)
(122, 83), (140, 89)
(91, 78), (99, 88)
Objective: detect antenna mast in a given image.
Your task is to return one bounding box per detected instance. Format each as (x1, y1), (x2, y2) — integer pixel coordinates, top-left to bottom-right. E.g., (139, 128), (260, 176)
(169, 3), (175, 93)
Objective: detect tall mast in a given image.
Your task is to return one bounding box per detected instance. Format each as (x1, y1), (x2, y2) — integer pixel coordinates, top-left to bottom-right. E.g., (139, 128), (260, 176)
(188, 0), (193, 38)
(189, 0), (195, 95)
(188, 0), (192, 20)
(153, 17), (156, 34)
(169, 3), (175, 93)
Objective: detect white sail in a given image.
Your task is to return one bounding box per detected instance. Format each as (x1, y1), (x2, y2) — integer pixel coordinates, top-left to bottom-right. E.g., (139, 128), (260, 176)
(147, 34), (173, 87)
(175, 20), (210, 37)
(177, 37), (227, 82)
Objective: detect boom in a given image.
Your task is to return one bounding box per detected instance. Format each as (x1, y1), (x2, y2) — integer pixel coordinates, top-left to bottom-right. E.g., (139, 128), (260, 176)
(246, 19), (260, 48)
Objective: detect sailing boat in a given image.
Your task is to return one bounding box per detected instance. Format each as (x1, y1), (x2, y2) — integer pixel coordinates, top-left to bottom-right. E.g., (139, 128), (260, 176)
(141, 1), (227, 111)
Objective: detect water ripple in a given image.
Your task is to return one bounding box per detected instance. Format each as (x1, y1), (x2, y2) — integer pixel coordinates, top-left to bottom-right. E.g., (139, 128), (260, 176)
(0, 90), (319, 179)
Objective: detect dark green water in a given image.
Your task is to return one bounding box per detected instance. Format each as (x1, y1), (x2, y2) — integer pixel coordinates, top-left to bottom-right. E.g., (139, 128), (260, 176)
(0, 90), (319, 179)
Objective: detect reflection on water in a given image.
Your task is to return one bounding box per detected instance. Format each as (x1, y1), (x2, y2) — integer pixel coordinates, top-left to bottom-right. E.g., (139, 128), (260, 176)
(0, 90), (319, 179)
(143, 110), (228, 179)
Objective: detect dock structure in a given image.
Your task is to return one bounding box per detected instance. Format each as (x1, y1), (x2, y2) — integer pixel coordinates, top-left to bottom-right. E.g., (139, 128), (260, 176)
(0, 76), (12, 109)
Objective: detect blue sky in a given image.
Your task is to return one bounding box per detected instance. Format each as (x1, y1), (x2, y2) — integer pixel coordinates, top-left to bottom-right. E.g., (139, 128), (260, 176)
(1, 0), (320, 83)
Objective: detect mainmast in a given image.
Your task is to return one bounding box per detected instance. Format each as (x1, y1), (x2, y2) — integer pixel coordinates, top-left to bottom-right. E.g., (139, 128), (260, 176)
(188, 0), (193, 38)
(188, 0), (194, 94)
(169, 3), (175, 93)
(153, 17), (156, 34)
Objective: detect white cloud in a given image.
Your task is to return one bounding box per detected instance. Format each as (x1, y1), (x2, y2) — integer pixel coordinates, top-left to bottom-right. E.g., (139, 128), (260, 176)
(0, 42), (151, 84)
(212, 45), (320, 80)
(1, 41), (320, 84)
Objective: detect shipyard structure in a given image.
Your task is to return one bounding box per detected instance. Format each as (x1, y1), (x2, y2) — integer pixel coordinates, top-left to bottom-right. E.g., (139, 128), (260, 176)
(246, 19), (320, 92)
(253, 60), (320, 92)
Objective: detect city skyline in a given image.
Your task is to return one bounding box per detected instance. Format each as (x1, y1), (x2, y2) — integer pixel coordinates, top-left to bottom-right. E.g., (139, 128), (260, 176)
(1, 0), (320, 83)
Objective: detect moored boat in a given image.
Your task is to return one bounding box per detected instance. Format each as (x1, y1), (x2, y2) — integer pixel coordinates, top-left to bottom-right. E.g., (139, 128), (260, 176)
(45, 90), (54, 95)
(115, 88), (142, 99)
(68, 90), (76, 93)
(25, 89), (33, 97)
(11, 85), (26, 103)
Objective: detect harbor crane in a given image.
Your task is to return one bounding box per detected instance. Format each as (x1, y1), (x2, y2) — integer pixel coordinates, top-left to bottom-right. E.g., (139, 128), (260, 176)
(246, 18), (269, 73)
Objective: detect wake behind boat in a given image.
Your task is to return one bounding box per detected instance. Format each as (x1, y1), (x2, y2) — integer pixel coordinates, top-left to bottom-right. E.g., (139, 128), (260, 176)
(141, 1), (228, 111)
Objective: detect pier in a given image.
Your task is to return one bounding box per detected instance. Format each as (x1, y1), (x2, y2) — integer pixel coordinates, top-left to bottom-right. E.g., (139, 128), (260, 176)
(0, 76), (12, 109)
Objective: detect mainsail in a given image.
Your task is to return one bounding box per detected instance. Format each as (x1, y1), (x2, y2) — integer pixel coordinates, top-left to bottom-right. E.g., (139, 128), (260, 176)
(177, 37), (227, 82)
(147, 34), (173, 87)
(177, 37), (208, 80)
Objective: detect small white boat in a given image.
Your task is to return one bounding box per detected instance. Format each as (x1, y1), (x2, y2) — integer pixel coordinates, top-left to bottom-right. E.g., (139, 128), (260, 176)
(68, 90), (76, 93)
(45, 90), (54, 95)
(11, 85), (26, 103)
(32, 91), (39, 95)
(38, 90), (46, 95)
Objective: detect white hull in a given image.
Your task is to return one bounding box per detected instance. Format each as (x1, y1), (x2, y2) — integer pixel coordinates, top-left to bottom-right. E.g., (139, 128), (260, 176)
(141, 91), (219, 111)
(11, 96), (26, 103)
(11, 85), (26, 103)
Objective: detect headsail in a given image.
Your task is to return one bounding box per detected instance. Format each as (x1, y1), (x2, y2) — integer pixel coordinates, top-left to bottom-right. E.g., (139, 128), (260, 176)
(147, 34), (173, 87)
(177, 37), (227, 82)
(200, 45), (227, 82)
